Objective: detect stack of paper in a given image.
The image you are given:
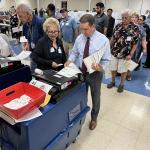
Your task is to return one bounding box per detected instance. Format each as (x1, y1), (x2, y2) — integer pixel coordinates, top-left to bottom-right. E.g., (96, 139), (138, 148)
(83, 41), (109, 74)
(7, 51), (31, 61)
(0, 108), (42, 125)
(125, 60), (138, 71)
(57, 62), (81, 78)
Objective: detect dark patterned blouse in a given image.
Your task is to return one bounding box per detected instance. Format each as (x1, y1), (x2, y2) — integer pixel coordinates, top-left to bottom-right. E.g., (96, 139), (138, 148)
(10, 12), (18, 28)
(111, 22), (139, 59)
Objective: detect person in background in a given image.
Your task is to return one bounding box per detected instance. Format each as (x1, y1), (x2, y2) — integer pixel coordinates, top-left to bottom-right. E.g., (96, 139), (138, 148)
(47, 3), (56, 18)
(16, 4), (44, 73)
(92, 8), (96, 12)
(33, 8), (38, 16)
(38, 8), (46, 23)
(145, 10), (150, 27)
(139, 15), (150, 68)
(65, 14), (111, 130)
(126, 13), (146, 80)
(94, 2), (108, 35)
(107, 10), (139, 92)
(60, 8), (78, 58)
(132, 13), (147, 54)
(55, 7), (62, 22)
(32, 17), (66, 71)
(106, 8), (115, 39)
(9, 6), (21, 39)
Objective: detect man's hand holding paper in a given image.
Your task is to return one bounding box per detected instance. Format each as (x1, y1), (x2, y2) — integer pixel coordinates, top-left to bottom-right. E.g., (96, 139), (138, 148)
(92, 63), (103, 71)
(83, 41), (109, 74)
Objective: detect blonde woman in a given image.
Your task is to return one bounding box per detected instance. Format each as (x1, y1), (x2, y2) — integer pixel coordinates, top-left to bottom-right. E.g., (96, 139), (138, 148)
(32, 17), (66, 71)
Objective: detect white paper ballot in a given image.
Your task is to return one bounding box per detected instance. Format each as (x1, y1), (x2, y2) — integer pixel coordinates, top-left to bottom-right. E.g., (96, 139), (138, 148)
(15, 107), (42, 122)
(12, 26), (23, 33)
(30, 79), (53, 93)
(7, 51), (31, 61)
(125, 60), (138, 71)
(83, 41), (109, 74)
(20, 36), (28, 43)
(57, 62), (81, 78)
(0, 108), (42, 125)
(4, 95), (31, 110)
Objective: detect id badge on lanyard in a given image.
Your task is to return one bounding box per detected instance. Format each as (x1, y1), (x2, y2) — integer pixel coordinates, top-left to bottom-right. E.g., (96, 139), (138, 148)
(29, 24), (35, 49)
(31, 42), (35, 49)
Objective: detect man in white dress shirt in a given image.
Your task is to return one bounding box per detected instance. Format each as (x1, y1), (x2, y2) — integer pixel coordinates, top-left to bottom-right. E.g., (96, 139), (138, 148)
(65, 14), (111, 130)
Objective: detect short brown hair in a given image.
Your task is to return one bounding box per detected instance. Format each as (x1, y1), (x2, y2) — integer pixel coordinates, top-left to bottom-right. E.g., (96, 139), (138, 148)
(79, 14), (95, 26)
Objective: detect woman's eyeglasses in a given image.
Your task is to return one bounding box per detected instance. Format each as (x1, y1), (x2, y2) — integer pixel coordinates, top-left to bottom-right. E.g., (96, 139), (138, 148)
(47, 30), (59, 34)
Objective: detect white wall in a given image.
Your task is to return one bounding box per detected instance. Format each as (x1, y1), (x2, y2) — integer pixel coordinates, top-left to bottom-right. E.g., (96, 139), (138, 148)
(0, 0), (37, 11)
(105, 0), (147, 14)
(0, 0), (15, 11)
(0, 0), (149, 14)
(16, 0), (37, 9)
(39, 0), (54, 9)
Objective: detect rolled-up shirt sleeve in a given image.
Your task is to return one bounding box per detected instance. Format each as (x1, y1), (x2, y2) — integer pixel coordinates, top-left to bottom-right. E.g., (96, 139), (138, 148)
(68, 39), (79, 62)
(100, 40), (111, 69)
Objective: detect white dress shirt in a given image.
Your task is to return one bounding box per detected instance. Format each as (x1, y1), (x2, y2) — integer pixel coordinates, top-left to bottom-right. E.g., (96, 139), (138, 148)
(69, 30), (111, 69)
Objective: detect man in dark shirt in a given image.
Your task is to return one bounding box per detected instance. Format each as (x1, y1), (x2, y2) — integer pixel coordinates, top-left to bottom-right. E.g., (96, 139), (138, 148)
(107, 8), (115, 39)
(94, 2), (108, 35)
(47, 3), (56, 18)
(16, 4), (44, 73)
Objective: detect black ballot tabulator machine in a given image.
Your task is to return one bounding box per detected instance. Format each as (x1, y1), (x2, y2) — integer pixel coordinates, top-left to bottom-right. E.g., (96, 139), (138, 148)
(32, 69), (83, 103)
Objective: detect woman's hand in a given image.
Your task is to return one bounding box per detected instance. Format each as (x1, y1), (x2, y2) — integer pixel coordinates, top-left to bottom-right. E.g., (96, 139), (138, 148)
(52, 62), (61, 68)
(22, 42), (30, 51)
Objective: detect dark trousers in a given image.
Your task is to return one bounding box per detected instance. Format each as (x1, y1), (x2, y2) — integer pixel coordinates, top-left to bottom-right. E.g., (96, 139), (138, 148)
(85, 71), (103, 121)
(144, 41), (150, 67)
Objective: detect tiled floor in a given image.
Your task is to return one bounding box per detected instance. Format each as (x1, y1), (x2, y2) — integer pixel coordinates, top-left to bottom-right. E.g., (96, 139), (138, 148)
(68, 84), (150, 150)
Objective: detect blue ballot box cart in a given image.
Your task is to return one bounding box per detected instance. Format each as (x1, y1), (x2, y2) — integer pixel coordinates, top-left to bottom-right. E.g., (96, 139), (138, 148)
(0, 82), (89, 150)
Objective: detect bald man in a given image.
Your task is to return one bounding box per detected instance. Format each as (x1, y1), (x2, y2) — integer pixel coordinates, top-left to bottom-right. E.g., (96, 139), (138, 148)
(107, 10), (140, 92)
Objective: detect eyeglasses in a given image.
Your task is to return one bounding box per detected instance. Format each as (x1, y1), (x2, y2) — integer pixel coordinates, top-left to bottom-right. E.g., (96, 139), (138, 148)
(47, 30), (59, 34)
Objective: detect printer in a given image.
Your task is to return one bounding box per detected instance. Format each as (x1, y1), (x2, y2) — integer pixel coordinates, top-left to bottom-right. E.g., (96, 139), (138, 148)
(0, 58), (32, 90)
(0, 58), (24, 75)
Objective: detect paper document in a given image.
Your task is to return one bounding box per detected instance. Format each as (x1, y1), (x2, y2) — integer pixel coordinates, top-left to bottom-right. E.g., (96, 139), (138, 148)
(125, 60), (138, 71)
(83, 41), (109, 74)
(12, 26), (23, 33)
(4, 95), (31, 110)
(0, 108), (42, 125)
(20, 36), (28, 43)
(30, 79), (53, 93)
(15, 107), (42, 122)
(57, 62), (81, 78)
(7, 51), (31, 61)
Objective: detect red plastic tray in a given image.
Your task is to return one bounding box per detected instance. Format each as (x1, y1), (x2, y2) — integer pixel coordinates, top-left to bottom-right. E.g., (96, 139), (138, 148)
(0, 82), (46, 119)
